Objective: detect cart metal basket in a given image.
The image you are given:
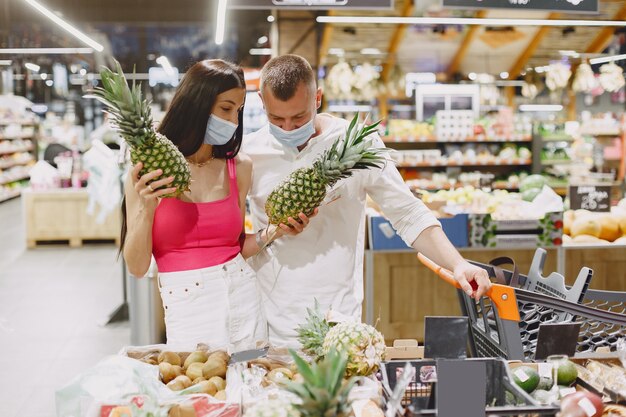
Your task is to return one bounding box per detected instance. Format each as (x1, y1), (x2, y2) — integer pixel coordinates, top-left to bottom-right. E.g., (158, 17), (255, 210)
(381, 358), (559, 416)
(418, 252), (626, 361)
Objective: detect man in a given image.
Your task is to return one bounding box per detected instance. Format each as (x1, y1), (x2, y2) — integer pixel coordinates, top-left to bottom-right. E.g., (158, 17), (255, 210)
(243, 54), (491, 347)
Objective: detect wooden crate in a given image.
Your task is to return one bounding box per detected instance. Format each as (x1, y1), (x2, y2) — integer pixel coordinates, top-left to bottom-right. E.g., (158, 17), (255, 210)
(22, 188), (121, 248)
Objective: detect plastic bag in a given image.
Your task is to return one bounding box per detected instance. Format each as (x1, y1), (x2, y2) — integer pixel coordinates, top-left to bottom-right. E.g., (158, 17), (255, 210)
(55, 355), (175, 417)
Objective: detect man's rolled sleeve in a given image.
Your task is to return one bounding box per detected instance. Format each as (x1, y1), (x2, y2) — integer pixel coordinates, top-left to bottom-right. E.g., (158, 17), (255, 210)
(364, 137), (441, 247)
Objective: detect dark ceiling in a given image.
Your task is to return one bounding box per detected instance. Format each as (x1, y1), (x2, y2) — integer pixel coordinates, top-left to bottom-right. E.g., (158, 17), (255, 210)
(0, 0), (274, 71)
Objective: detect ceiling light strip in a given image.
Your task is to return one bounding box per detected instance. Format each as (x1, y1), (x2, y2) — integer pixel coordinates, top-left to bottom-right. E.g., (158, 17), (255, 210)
(215, 0), (228, 45)
(0, 47), (94, 54)
(589, 53), (626, 65)
(316, 15), (626, 27)
(24, 0), (104, 51)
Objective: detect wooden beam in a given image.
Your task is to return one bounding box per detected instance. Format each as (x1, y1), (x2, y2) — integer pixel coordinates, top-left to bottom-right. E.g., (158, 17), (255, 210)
(318, 10), (335, 67)
(508, 12), (560, 79)
(586, 2), (626, 54)
(446, 10), (487, 78)
(381, 0), (415, 83)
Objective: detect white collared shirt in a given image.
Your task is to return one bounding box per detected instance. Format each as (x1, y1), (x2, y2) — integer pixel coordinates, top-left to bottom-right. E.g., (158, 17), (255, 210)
(243, 114), (440, 347)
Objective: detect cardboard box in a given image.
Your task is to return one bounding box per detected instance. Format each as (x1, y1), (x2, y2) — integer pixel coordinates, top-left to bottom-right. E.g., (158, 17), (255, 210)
(469, 212), (563, 248)
(368, 214), (469, 250)
(385, 339), (425, 360)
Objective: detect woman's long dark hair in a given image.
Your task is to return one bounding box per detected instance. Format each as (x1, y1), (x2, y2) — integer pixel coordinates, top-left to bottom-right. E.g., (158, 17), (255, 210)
(119, 59), (246, 258)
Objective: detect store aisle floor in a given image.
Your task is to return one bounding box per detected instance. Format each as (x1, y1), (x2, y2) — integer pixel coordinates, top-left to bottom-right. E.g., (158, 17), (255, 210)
(0, 198), (130, 417)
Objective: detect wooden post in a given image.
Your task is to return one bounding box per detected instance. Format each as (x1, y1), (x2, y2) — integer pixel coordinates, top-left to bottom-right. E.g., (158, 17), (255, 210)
(508, 13), (560, 80)
(447, 11), (487, 78)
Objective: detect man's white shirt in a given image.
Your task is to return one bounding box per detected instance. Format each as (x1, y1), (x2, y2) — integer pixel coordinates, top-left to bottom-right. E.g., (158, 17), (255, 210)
(242, 114), (440, 347)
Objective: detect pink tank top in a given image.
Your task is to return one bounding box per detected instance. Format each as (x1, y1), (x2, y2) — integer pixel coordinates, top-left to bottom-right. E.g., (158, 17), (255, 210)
(152, 158), (243, 273)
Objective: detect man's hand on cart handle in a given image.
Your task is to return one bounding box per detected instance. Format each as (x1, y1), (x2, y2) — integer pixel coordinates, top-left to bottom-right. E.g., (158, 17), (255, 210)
(453, 261), (492, 301)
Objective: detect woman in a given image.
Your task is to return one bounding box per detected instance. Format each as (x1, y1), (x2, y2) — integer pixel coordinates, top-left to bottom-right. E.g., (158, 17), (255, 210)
(121, 59), (313, 351)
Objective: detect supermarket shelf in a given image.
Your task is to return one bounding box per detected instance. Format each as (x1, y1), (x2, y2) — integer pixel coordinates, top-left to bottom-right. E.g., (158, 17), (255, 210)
(0, 146), (33, 156)
(542, 136), (575, 142)
(0, 133), (35, 140)
(411, 185), (519, 192)
(580, 130), (621, 137)
(0, 175), (29, 186)
(0, 190), (22, 203)
(384, 136), (532, 144)
(0, 119), (36, 126)
(398, 160), (532, 168)
(0, 159), (34, 169)
(541, 159), (572, 166)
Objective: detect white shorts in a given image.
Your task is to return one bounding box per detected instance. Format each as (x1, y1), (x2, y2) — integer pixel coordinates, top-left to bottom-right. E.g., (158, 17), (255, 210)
(158, 254), (267, 352)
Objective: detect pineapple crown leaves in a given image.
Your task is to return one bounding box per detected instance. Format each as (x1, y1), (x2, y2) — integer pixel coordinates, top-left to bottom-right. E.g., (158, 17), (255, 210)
(286, 349), (357, 417)
(314, 113), (389, 187)
(296, 299), (333, 360)
(85, 60), (155, 148)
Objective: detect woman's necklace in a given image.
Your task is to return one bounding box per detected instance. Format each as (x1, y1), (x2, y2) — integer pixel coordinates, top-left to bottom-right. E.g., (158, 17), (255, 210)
(187, 155), (214, 168)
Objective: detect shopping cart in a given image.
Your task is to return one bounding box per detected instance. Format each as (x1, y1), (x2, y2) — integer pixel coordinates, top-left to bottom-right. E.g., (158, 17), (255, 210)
(381, 358), (559, 416)
(418, 252), (626, 361)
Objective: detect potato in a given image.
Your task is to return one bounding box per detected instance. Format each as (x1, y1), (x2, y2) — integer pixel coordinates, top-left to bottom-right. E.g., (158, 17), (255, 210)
(214, 390), (227, 401)
(183, 351), (208, 369)
(203, 358), (227, 379)
(159, 362), (179, 384)
(208, 376), (226, 391)
(208, 351), (230, 364)
(186, 362), (204, 381)
(158, 351), (182, 366)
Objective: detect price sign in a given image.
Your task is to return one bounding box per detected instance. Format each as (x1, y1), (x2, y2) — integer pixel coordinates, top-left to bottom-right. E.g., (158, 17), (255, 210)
(442, 0), (597, 13)
(229, 0), (393, 9)
(569, 185), (611, 212)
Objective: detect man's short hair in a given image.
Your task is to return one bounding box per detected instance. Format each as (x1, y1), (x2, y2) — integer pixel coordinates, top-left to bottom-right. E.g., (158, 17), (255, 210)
(260, 54), (316, 101)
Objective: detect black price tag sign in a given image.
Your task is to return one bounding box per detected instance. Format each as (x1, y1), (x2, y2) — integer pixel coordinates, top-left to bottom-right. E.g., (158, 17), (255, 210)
(569, 185), (611, 212)
(442, 0), (597, 13)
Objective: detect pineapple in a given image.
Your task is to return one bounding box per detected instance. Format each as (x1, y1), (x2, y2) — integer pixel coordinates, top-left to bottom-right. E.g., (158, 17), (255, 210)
(89, 60), (191, 196)
(296, 299), (333, 359)
(265, 114), (386, 225)
(322, 321), (385, 377)
(287, 349), (356, 417)
(243, 398), (300, 417)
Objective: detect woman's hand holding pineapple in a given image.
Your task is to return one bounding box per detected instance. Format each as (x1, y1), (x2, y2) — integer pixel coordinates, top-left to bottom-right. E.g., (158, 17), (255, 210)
(131, 162), (177, 210)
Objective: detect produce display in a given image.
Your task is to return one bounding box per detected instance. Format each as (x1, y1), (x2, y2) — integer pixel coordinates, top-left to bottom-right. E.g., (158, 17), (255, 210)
(88, 61), (192, 196)
(563, 206), (626, 245)
(133, 348), (229, 399)
(265, 115), (386, 225)
(394, 144), (531, 167)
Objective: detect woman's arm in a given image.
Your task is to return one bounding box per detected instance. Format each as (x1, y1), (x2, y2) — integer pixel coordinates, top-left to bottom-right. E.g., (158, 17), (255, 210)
(123, 162), (176, 277)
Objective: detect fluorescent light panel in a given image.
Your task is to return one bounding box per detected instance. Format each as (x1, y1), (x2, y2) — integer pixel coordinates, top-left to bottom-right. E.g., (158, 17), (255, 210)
(156, 56), (175, 76)
(589, 53), (626, 65)
(249, 48), (272, 55)
(317, 15), (626, 27)
(25, 63), (40, 72)
(360, 48), (383, 55)
(23, 0), (104, 51)
(0, 47), (93, 54)
(215, 0), (228, 45)
(519, 104), (563, 112)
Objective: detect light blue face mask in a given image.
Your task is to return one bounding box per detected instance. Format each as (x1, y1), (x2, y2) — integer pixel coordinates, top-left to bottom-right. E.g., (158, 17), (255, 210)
(269, 117), (315, 148)
(204, 114), (238, 146)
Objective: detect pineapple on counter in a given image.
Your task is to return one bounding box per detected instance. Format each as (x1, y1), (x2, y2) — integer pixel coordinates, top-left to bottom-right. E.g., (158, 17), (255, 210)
(265, 114), (387, 225)
(88, 61), (191, 196)
(296, 300), (386, 378)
